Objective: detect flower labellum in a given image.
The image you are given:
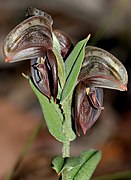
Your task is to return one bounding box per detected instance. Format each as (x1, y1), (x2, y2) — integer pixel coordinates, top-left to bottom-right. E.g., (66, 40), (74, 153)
(74, 81), (103, 136)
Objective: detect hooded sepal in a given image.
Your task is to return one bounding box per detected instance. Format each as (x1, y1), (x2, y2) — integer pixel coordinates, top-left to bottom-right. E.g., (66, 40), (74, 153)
(3, 15), (53, 62)
(78, 46), (128, 92)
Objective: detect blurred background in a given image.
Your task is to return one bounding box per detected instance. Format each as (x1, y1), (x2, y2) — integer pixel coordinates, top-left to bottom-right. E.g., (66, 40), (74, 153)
(0, 0), (131, 179)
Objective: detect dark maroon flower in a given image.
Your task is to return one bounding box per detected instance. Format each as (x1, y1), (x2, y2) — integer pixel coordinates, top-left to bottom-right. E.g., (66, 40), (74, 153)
(3, 8), (128, 137)
(3, 7), (72, 101)
(74, 46), (128, 136)
(74, 82), (103, 136)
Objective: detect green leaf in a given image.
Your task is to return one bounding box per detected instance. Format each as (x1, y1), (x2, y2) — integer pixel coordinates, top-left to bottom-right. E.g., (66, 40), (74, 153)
(29, 78), (66, 142)
(65, 34), (90, 78)
(52, 157), (83, 175)
(61, 35), (90, 103)
(74, 150), (102, 180)
(66, 150), (101, 180)
(52, 156), (64, 174)
(63, 157), (83, 171)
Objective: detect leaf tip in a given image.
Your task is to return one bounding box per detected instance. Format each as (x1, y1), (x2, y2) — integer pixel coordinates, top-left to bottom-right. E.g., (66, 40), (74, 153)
(87, 34), (91, 41)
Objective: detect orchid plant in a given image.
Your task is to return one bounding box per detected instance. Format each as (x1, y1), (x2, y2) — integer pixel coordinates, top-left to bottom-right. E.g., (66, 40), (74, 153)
(3, 7), (128, 180)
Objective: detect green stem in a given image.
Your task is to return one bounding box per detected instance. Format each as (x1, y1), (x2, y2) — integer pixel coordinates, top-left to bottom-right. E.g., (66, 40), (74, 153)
(62, 139), (70, 157)
(61, 100), (74, 180)
(62, 99), (73, 158)
(62, 140), (70, 180)
(62, 168), (69, 180)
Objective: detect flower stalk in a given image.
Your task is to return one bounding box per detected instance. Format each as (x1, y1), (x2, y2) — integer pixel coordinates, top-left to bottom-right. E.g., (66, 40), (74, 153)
(62, 101), (72, 158)
(61, 90), (76, 179)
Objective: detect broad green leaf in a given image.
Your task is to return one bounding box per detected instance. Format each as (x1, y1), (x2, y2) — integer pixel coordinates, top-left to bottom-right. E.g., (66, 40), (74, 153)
(65, 34), (90, 78)
(52, 156), (64, 174)
(29, 79), (66, 142)
(74, 150), (101, 180)
(62, 157), (83, 171)
(67, 150), (101, 180)
(52, 157), (82, 175)
(61, 35), (90, 103)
